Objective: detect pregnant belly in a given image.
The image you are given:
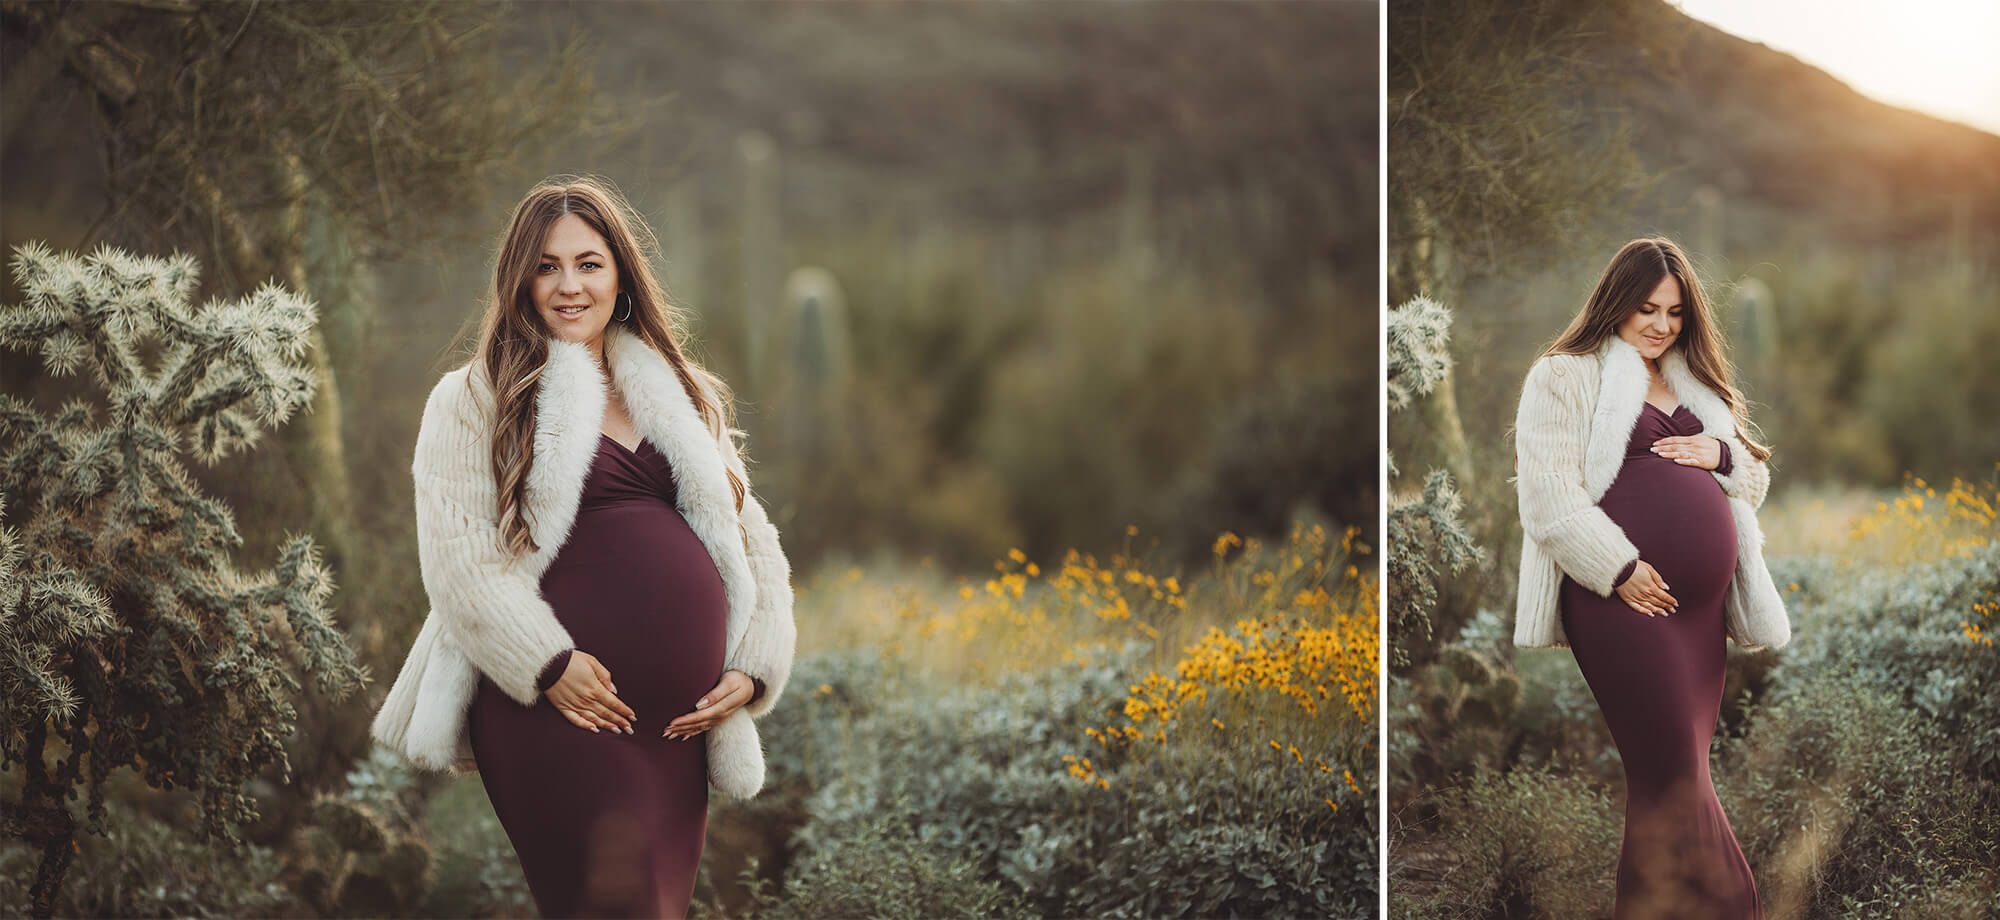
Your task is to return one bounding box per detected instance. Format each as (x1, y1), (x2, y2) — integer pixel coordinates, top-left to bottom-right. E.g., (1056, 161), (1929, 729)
(1599, 455), (1739, 605)
(539, 503), (729, 722)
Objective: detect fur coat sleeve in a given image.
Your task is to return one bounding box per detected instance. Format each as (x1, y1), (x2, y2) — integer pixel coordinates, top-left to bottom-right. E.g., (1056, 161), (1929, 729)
(1707, 421), (1770, 510)
(715, 429), (796, 718)
(410, 372), (576, 705)
(1514, 355), (1642, 596)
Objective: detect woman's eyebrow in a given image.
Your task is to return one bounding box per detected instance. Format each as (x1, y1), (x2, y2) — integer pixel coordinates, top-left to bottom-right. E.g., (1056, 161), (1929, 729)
(539, 249), (606, 261)
(1642, 300), (1683, 310)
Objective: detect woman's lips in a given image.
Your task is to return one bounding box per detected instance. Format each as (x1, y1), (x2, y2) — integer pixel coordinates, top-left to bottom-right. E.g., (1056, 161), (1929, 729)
(553, 304), (590, 320)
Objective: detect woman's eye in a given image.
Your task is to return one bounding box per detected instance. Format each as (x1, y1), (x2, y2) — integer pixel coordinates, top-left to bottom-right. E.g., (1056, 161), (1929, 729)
(537, 263), (555, 273)
(582, 261), (601, 270)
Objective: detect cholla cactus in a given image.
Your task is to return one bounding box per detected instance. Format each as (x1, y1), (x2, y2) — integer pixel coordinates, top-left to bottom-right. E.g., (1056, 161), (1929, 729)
(0, 241), (365, 917)
(1387, 295), (1485, 667)
(1386, 294), (1453, 415)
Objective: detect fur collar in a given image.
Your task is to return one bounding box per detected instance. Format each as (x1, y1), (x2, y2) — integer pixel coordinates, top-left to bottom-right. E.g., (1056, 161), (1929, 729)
(508, 324), (757, 659)
(1582, 335), (1739, 500)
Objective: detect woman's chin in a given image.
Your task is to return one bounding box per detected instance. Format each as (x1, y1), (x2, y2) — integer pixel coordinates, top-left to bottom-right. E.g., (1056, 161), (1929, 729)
(545, 321), (605, 346)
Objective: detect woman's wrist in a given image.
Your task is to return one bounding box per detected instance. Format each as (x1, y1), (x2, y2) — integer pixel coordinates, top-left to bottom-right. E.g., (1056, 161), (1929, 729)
(1613, 558), (1639, 588)
(727, 668), (766, 704)
(536, 649), (575, 693)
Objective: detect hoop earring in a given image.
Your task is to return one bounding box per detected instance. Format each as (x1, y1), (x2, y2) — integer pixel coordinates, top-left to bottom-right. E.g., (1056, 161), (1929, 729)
(613, 291), (633, 323)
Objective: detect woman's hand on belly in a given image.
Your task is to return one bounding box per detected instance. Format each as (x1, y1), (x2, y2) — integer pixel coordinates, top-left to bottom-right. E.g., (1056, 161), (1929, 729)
(1650, 434), (1722, 469)
(662, 670), (756, 740)
(544, 650), (638, 734)
(1615, 560), (1679, 617)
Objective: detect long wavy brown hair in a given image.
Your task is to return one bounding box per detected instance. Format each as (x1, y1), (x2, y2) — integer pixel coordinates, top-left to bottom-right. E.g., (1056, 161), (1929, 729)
(1544, 237), (1772, 462)
(469, 174), (744, 558)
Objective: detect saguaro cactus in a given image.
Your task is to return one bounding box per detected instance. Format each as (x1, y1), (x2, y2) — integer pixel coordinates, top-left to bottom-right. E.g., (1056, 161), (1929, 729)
(738, 130), (783, 392)
(0, 241), (365, 917)
(664, 177), (707, 309)
(1733, 276), (1778, 372)
(782, 266), (851, 460)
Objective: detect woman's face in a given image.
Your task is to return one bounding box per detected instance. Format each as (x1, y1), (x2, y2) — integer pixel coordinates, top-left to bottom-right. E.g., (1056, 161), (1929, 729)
(1617, 273), (1684, 361)
(532, 213), (620, 352)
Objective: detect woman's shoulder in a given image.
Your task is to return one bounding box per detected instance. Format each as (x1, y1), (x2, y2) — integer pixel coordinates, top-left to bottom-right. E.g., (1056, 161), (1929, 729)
(1523, 350), (1597, 390)
(418, 362), (494, 435)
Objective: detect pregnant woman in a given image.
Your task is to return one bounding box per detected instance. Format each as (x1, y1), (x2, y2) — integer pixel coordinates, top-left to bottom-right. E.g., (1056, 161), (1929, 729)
(1511, 237), (1790, 919)
(371, 175), (797, 917)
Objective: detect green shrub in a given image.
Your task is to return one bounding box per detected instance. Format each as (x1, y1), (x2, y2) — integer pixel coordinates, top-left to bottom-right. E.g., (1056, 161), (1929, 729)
(0, 799), (290, 918)
(1389, 766), (1621, 920)
(1766, 542), (2000, 778)
(413, 770), (534, 918)
(1721, 679), (2000, 919)
(1714, 538), (2000, 917)
(733, 810), (1033, 920)
(747, 643), (1375, 918)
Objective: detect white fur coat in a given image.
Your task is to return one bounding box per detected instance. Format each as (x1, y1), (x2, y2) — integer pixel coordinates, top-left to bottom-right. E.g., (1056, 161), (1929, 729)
(369, 324), (797, 799)
(1511, 335), (1790, 651)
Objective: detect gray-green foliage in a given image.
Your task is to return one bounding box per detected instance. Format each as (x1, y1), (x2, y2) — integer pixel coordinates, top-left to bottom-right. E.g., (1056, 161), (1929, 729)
(1391, 646), (1523, 787)
(1396, 537), (2000, 918)
(0, 747), (463, 918)
(1715, 543), (2000, 916)
(1389, 766), (1622, 920)
(1764, 544), (2000, 778)
(0, 797), (292, 918)
(734, 814), (1034, 920)
(0, 241), (364, 912)
(291, 747), (437, 917)
(730, 647), (1375, 919)
(409, 766), (534, 917)
(1387, 297), (1485, 666)
(1723, 680), (2000, 917)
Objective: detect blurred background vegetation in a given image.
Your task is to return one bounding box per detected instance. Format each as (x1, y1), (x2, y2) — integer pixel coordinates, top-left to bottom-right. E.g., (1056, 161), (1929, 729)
(0, 1), (1376, 915)
(1388, 1), (2000, 917)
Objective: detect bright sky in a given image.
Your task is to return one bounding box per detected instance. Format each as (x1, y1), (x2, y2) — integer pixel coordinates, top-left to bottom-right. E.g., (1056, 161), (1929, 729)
(1674, 0), (2000, 136)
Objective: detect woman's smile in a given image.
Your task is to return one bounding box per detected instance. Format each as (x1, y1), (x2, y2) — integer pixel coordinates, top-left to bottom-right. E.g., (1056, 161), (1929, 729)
(1619, 273), (1686, 358)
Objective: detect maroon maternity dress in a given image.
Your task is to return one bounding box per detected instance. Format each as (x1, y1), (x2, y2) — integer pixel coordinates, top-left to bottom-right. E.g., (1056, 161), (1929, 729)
(469, 433), (728, 919)
(1559, 401), (1762, 920)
